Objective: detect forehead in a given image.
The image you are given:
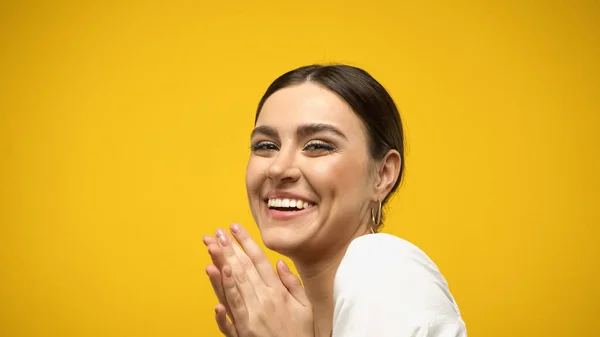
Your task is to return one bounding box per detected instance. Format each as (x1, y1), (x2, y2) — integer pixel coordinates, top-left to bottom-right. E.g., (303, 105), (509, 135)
(256, 83), (365, 136)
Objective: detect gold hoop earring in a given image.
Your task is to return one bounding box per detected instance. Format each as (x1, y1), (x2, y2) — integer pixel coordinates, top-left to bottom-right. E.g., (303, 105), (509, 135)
(371, 199), (382, 227)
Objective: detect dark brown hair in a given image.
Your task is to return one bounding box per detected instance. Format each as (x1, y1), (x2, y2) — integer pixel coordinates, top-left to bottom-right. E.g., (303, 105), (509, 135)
(255, 64), (405, 230)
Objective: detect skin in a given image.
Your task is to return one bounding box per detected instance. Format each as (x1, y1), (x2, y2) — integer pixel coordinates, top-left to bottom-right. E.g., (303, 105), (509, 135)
(204, 83), (401, 337)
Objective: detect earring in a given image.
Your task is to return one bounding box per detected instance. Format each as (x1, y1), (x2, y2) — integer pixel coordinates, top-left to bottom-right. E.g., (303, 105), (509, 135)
(371, 199), (382, 227)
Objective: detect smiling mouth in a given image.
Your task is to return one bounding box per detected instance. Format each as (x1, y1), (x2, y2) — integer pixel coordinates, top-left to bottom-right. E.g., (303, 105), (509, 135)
(266, 198), (315, 212)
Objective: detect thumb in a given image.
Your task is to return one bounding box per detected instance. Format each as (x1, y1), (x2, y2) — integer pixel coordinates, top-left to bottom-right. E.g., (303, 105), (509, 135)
(277, 260), (310, 307)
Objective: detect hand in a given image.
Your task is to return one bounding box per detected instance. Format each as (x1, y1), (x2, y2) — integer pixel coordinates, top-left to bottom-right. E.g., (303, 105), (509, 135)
(202, 234), (239, 332)
(202, 235), (237, 337)
(203, 223), (314, 337)
(203, 229), (268, 333)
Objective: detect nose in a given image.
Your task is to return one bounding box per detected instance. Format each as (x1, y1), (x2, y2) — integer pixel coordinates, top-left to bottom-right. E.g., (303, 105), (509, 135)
(266, 146), (301, 183)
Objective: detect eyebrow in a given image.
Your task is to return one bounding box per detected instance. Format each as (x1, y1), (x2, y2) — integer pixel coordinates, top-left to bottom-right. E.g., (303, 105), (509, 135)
(250, 123), (348, 141)
(297, 123), (348, 140)
(250, 125), (279, 141)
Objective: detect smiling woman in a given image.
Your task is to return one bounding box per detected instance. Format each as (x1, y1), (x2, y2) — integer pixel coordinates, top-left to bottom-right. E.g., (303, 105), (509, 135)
(203, 64), (467, 337)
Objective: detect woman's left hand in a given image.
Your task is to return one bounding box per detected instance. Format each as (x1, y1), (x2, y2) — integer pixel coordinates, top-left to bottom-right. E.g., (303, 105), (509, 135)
(203, 223), (314, 337)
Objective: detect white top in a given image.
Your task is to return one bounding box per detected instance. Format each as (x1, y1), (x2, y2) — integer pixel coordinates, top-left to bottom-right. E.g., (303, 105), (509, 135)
(332, 233), (467, 337)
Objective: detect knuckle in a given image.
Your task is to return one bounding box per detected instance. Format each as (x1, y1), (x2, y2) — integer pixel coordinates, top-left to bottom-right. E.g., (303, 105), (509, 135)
(232, 297), (244, 310)
(228, 292), (244, 310)
(240, 257), (254, 271)
(223, 274), (236, 288)
(235, 270), (249, 284)
(248, 253), (262, 265)
(261, 296), (275, 310)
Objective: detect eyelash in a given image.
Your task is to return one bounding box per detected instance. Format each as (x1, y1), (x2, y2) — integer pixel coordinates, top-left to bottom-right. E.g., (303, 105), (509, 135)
(250, 141), (336, 152)
(250, 142), (278, 152)
(303, 141), (335, 151)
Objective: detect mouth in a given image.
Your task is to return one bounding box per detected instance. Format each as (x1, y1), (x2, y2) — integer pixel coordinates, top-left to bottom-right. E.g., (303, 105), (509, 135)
(263, 197), (316, 220)
(266, 198), (315, 211)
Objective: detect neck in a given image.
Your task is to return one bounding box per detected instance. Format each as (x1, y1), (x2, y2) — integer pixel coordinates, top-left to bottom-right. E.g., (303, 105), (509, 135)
(290, 227), (372, 337)
(293, 250), (344, 337)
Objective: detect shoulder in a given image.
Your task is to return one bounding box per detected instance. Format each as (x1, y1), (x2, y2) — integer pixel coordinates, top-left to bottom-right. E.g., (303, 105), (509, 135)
(338, 233), (432, 266)
(335, 233), (447, 292)
(332, 233), (466, 336)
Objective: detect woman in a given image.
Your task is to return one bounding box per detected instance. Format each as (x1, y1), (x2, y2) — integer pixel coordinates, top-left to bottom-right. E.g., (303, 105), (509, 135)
(203, 64), (467, 336)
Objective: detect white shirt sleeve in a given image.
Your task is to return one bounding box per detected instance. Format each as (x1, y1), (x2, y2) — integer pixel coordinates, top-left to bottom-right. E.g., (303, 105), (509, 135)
(332, 234), (467, 337)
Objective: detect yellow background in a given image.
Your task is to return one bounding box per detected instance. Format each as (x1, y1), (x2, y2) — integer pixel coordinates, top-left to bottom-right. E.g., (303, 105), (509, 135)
(1, 1), (598, 336)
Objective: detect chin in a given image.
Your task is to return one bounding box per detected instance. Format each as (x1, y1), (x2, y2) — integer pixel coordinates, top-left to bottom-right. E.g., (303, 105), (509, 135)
(252, 202), (321, 255)
(259, 225), (312, 257)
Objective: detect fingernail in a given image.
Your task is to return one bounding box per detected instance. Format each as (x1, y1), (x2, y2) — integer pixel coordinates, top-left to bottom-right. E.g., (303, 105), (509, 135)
(278, 260), (289, 272)
(214, 229), (225, 246)
(217, 232), (228, 247)
(230, 223), (240, 234)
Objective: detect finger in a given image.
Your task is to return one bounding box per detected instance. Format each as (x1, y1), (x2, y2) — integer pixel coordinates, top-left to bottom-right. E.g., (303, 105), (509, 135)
(215, 303), (238, 337)
(277, 260), (311, 307)
(209, 239), (248, 271)
(208, 242), (228, 270)
(216, 229), (261, 301)
(206, 264), (234, 323)
(222, 264), (248, 323)
(206, 264), (225, 303)
(210, 235), (247, 268)
(231, 240), (265, 284)
(210, 239), (261, 301)
(203, 235), (217, 247)
(230, 223), (280, 287)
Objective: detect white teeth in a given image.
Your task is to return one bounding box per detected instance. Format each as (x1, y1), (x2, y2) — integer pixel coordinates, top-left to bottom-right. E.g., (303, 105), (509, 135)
(267, 198), (313, 210)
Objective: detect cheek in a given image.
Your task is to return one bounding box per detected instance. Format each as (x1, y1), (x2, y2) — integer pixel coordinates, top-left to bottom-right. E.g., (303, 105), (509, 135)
(245, 157), (264, 193)
(307, 155), (370, 195)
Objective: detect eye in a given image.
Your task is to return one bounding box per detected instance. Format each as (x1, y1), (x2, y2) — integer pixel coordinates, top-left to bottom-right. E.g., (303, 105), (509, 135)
(303, 140), (336, 152)
(250, 141), (279, 152)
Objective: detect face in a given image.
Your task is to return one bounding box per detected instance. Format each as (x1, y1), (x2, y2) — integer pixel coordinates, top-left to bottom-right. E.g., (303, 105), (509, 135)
(245, 83), (376, 258)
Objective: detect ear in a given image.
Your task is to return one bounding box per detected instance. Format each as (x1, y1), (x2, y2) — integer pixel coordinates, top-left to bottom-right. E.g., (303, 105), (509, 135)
(373, 149), (401, 201)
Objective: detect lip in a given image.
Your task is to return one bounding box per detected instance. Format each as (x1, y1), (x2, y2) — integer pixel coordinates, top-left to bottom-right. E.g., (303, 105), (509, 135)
(263, 191), (317, 205)
(264, 203), (317, 221)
